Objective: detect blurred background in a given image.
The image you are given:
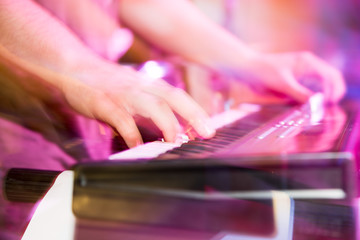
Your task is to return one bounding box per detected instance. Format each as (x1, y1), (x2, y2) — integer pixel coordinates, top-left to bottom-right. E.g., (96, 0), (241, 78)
(2, 1), (360, 239)
(125, 0), (360, 114)
(191, 0), (360, 99)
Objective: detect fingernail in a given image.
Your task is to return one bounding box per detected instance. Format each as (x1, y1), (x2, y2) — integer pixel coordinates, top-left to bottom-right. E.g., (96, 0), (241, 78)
(136, 139), (143, 146)
(195, 118), (216, 139)
(128, 139), (143, 148)
(203, 123), (216, 138)
(175, 133), (190, 144)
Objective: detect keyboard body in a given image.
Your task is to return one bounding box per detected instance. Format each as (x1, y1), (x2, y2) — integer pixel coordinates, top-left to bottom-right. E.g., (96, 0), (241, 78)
(111, 98), (360, 161)
(72, 99), (360, 240)
(108, 99), (360, 199)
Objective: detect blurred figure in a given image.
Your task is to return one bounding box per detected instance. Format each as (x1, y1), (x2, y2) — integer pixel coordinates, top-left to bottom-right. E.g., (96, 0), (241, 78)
(191, 0), (360, 110)
(0, 0), (346, 150)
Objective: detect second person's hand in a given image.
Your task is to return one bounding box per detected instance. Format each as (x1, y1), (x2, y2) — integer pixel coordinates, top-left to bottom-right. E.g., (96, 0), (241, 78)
(238, 51), (346, 103)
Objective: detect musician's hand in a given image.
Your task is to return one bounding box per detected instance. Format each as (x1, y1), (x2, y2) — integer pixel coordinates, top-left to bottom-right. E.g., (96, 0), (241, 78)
(239, 51), (346, 103)
(61, 61), (215, 148)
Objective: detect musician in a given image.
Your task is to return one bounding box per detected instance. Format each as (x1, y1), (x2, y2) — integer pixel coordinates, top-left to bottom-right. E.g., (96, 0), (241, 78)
(0, 0), (346, 151)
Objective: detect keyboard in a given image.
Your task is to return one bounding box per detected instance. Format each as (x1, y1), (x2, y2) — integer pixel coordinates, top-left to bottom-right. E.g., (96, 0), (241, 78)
(69, 98), (359, 239)
(109, 101), (307, 160)
(109, 103), (262, 160)
(107, 96), (360, 200)
(110, 93), (354, 161)
(293, 200), (357, 239)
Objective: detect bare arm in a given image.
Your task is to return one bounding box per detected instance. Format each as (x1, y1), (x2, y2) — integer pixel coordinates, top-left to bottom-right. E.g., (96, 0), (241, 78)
(119, 0), (346, 103)
(0, 0), (100, 74)
(119, 0), (253, 70)
(0, 0), (214, 148)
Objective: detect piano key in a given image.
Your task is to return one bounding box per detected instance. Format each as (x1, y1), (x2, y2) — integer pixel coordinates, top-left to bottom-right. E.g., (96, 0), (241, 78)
(109, 141), (181, 160)
(222, 128), (252, 136)
(164, 148), (200, 157)
(182, 141), (225, 152)
(176, 143), (217, 153)
(109, 104), (262, 160)
(109, 103), (296, 160)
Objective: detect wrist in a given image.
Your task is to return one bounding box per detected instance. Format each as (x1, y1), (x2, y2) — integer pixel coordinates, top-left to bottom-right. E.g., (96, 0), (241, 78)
(215, 45), (261, 79)
(60, 45), (106, 76)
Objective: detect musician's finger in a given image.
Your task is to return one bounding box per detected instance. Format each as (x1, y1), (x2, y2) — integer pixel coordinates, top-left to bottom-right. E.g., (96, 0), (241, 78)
(163, 88), (216, 138)
(331, 71), (346, 102)
(142, 79), (215, 138)
(146, 98), (182, 142)
(298, 52), (346, 102)
(91, 92), (143, 148)
(116, 91), (182, 143)
(281, 71), (313, 103)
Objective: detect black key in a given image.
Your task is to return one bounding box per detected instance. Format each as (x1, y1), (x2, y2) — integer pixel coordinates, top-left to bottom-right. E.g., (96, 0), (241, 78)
(180, 143), (217, 153)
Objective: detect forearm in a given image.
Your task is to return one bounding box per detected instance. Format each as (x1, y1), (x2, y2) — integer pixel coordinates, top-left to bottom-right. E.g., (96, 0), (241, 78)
(120, 0), (345, 104)
(0, 0), (103, 78)
(119, 0), (257, 70)
(0, 0), (216, 148)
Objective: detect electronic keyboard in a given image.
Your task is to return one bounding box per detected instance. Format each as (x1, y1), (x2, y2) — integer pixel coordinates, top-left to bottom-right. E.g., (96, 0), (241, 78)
(110, 94), (359, 162)
(105, 95), (360, 201)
